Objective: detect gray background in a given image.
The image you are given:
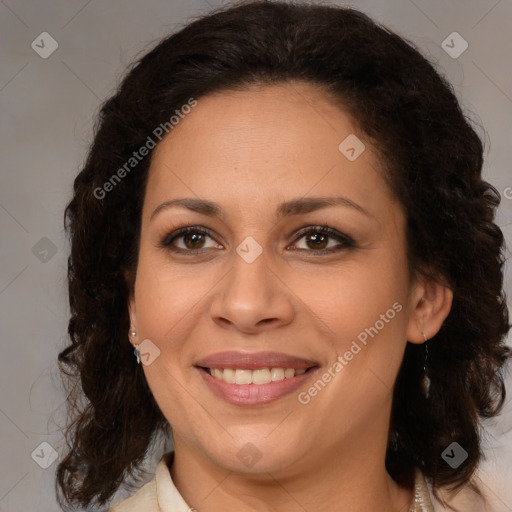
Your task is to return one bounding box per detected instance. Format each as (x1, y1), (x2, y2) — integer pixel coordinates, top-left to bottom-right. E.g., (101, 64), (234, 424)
(1, 0), (511, 511)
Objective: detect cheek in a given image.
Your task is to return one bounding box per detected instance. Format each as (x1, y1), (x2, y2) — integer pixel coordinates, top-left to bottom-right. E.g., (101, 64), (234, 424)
(134, 255), (208, 340)
(302, 258), (408, 338)
(304, 256), (410, 389)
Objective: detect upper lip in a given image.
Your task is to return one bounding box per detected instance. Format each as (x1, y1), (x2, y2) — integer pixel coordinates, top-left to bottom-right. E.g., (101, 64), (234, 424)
(194, 351), (319, 370)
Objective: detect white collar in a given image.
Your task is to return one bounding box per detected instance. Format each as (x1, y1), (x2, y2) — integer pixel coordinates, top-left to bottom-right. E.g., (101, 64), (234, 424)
(155, 452), (195, 511)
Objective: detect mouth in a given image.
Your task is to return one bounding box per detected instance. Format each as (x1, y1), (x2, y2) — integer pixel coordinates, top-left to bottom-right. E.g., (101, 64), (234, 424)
(194, 351), (320, 406)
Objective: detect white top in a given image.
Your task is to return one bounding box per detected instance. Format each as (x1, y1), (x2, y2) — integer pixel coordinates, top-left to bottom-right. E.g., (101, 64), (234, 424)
(109, 451), (438, 512)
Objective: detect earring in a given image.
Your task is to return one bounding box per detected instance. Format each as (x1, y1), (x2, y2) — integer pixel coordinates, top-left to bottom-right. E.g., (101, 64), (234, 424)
(130, 331), (141, 364)
(133, 345), (141, 364)
(421, 332), (430, 399)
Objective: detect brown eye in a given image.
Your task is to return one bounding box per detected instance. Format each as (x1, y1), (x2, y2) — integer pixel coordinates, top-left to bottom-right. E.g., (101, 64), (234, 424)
(181, 231), (207, 250)
(304, 231), (329, 250)
(160, 226), (220, 252)
(290, 226), (355, 254)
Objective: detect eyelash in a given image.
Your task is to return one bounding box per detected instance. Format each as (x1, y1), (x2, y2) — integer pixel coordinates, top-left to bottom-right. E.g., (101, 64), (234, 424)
(159, 225), (356, 255)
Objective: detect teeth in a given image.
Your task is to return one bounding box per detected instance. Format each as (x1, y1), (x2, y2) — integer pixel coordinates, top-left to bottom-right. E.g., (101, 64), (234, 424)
(223, 368), (236, 383)
(208, 367), (306, 384)
(235, 369), (252, 384)
(270, 367), (284, 381)
(252, 368), (271, 385)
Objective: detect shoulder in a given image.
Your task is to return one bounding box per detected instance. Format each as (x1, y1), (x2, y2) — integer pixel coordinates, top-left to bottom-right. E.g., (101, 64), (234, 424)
(109, 478), (159, 512)
(422, 473), (490, 512)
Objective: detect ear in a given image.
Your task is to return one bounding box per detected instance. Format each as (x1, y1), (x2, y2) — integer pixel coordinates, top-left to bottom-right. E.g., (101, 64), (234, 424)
(406, 276), (453, 343)
(128, 291), (137, 333)
(125, 269), (138, 336)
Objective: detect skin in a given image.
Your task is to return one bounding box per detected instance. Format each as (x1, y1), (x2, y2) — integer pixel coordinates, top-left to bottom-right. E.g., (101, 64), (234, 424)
(128, 81), (453, 512)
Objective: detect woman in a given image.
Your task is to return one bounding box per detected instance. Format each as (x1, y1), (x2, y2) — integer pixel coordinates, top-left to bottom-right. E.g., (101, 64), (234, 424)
(56, 1), (511, 511)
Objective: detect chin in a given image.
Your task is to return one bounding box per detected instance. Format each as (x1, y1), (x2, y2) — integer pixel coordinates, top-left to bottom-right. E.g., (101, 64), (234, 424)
(204, 433), (305, 475)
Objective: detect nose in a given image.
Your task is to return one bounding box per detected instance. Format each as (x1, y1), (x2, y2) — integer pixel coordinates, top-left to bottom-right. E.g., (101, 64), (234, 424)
(209, 249), (295, 335)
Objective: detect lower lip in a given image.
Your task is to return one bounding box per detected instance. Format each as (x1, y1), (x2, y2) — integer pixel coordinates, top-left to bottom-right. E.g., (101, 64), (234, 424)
(197, 367), (319, 406)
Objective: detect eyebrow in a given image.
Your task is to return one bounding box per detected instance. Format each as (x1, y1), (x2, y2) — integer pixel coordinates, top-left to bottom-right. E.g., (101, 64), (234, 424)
(150, 196), (373, 222)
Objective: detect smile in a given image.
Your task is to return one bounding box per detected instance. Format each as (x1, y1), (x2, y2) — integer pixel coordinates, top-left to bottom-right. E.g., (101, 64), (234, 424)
(206, 367), (307, 384)
(194, 351), (320, 406)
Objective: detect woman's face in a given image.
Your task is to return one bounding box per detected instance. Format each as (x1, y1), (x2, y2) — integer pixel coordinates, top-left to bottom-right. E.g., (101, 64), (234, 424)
(128, 81), (450, 475)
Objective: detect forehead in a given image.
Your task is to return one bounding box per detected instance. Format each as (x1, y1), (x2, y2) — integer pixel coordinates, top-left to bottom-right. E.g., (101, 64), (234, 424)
(144, 81), (393, 221)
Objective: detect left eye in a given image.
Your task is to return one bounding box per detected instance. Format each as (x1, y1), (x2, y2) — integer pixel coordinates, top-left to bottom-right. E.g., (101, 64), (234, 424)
(160, 225), (355, 254)
(289, 226), (355, 253)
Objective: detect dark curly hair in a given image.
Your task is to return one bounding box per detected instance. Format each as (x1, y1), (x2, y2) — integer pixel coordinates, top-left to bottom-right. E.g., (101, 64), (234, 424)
(56, 1), (511, 510)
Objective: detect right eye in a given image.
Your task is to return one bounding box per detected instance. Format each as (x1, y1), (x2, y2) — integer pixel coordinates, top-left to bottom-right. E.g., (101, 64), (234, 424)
(159, 226), (222, 253)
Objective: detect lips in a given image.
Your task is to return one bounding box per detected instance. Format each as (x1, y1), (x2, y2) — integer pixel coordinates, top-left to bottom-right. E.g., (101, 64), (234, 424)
(194, 350), (318, 370)
(194, 351), (320, 406)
